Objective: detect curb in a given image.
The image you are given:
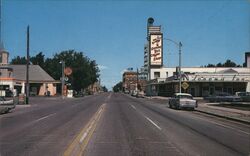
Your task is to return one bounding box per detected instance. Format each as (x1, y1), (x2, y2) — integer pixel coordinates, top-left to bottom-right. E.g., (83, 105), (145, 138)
(196, 109), (250, 125)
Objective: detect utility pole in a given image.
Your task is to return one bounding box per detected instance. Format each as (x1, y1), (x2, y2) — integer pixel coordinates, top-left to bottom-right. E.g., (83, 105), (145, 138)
(26, 25), (30, 104)
(136, 68), (139, 91)
(60, 61), (65, 99)
(179, 42), (182, 93)
(0, 0), (2, 43)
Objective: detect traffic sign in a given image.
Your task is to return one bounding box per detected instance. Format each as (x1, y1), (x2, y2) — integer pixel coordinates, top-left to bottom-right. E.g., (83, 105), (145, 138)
(181, 82), (189, 90)
(64, 67), (72, 76)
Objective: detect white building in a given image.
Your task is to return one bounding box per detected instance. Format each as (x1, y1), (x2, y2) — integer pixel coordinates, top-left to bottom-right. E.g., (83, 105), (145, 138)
(147, 66), (250, 97)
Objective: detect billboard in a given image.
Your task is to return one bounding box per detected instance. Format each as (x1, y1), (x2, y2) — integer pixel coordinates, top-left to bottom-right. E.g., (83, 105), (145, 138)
(149, 34), (163, 67)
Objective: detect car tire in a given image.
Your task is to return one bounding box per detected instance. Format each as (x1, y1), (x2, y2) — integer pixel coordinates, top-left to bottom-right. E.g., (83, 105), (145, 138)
(169, 103), (172, 109)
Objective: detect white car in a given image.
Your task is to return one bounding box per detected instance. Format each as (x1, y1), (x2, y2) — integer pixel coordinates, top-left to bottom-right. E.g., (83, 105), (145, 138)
(169, 93), (197, 110)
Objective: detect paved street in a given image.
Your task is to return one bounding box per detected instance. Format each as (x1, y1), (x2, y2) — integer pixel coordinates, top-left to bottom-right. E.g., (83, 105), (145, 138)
(0, 94), (105, 156)
(0, 93), (250, 156)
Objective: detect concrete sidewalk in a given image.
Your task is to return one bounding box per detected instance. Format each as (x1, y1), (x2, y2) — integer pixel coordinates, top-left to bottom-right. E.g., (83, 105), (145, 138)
(144, 95), (250, 124)
(196, 102), (250, 124)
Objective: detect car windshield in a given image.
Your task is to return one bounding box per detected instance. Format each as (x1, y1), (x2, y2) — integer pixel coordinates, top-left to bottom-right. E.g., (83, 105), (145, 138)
(178, 95), (193, 99)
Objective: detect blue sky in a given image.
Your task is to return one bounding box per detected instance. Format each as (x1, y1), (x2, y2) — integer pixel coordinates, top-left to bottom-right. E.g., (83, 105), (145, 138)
(2, 0), (249, 90)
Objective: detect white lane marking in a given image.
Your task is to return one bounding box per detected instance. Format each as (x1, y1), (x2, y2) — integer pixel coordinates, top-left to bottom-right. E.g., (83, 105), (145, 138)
(145, 116), (162, 130)
(131, 104), (136, 110)
(34, 113), (57, 123)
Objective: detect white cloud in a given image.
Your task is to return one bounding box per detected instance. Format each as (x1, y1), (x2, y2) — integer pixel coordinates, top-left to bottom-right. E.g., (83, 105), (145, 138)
(98, 65), (108, 70)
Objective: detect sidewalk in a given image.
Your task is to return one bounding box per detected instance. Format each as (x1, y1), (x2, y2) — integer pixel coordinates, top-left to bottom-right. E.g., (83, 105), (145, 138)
(144, 96), (250, 124)
(196, 102), (250, 124)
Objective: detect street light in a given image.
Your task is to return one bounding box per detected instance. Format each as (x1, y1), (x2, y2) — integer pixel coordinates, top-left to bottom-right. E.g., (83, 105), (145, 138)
(164, 38), (182, 93)
(59, 61), (65, 99)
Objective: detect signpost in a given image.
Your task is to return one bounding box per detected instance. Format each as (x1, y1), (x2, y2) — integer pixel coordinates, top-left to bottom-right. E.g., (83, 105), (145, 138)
(181, 82), (189, 90)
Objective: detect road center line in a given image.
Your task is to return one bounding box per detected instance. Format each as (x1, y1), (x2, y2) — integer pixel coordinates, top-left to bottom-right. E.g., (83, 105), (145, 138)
(34, 113), (57, 123)
(64, 103), (106, 156)
(131, 104), (136, 110)
(145, 116), (162, 130)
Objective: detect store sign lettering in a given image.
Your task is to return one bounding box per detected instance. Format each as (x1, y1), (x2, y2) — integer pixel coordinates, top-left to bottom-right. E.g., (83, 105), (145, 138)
(150, 34), (162, 65)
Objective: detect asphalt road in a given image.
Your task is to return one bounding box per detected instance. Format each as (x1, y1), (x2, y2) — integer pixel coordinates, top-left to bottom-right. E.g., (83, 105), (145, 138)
(85, 93), (250, 156)
(0, 94), (106, 156)
(0, 93), (249, 156)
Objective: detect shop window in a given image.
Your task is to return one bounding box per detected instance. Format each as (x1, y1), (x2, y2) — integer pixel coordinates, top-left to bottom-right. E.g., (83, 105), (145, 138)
(154, 72), (160, 79)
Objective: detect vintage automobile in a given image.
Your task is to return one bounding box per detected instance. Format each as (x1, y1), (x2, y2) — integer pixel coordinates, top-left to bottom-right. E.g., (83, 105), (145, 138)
(204, 92), (241, 102)
(235, 92), (250, 102)
(0, 96), (15, 114)
(136, 91), (145, 98)
(169, 93), (197, 110)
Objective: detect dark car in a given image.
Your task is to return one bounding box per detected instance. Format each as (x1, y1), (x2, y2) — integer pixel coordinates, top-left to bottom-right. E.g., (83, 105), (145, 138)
(235, 92), (250, 102)
(73, 91), (85, 97)
(204, 92), (241, 102)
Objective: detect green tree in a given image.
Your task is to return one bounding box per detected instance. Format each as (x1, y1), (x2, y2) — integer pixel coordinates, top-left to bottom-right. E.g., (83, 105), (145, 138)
(10, 50), (100, 92)
(216, 62), (223, 67)
(44, 50), (100, 91)
(206, 64), (215, 67)
(113, 82), (122, 92)
(10, 56), (26, 64)
(223, 59), (237, 67)
(102, 86), (108, 92)
(30, 52), (45, 68)
(204, 59), (242, 67)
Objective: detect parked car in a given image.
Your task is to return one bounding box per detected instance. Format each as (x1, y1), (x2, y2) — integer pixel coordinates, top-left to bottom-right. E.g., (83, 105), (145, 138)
(124, 90), (130, 94)
(204, 92), (241, 102)
(0, 96), (15, 114)
(131, 90), (138, 97)
(235, 92), (250, 102)
(73, 91), (85, 97)
(169, 93), (197, 110)
(136, 91), (145, 98)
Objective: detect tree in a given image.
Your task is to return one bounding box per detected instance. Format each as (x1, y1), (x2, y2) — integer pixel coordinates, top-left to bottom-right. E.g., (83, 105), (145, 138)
(44, 50), (100, 91)
(30, 52), (45, 68)
(10, 50), (100, 92)
(206, 64), (215, 67)
(10, 56), (26, 64)
(102, 86), (108, 92)
(216, 63), (223, 67)
(223, 59), (237, 67)
(204, 59), (242, 67)
(113, 82), (123, 92)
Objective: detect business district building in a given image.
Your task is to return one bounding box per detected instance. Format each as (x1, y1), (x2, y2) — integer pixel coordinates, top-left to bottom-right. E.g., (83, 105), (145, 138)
(123, 18), (250, 97)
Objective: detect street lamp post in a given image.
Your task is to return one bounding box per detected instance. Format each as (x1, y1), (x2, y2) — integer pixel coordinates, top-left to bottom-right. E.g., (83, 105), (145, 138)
(164, 38), (182, 93)
(60, 61), (65, 99)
